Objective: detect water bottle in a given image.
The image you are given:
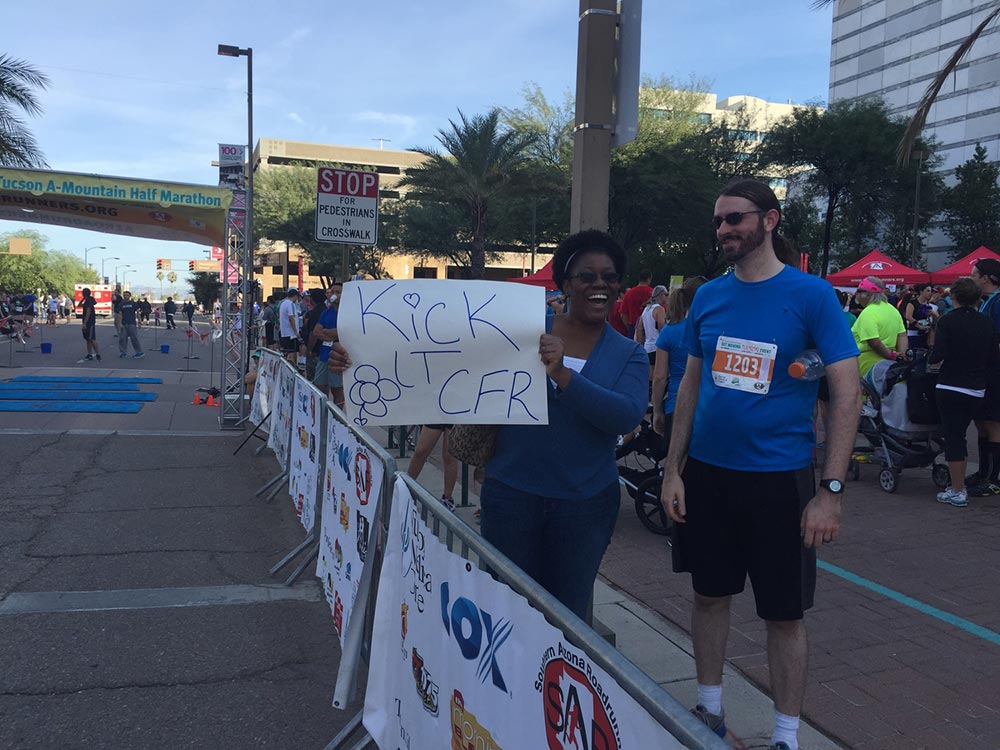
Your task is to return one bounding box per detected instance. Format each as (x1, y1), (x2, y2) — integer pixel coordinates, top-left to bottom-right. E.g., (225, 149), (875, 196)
(788, 349), (824, 380)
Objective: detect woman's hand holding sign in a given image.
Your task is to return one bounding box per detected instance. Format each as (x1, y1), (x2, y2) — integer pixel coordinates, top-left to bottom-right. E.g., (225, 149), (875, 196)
(328, 342), (352, 373)
(539, 334), (571, 390)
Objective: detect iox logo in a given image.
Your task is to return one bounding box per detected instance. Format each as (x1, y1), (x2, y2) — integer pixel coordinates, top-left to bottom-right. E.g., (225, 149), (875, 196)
(440, 582), (512, 693)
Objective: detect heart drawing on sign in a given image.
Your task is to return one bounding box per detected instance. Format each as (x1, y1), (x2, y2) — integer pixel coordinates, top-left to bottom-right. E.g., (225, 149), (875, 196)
(403, 293), (421, 309)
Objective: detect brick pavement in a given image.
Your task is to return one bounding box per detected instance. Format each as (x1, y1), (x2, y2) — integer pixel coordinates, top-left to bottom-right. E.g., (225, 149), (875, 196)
(600, 461), (1000, 750)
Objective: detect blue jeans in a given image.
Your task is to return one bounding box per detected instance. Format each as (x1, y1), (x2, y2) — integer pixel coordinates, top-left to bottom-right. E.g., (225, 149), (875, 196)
(479, 477), (620, 619)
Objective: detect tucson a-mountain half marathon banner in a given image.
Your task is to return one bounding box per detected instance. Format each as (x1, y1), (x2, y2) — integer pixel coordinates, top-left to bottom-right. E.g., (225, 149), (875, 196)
(363, 477), (686, 750)
(316, 418), (384, 648)
(0, 167), (232, 246)
(288, 378), (323, 532)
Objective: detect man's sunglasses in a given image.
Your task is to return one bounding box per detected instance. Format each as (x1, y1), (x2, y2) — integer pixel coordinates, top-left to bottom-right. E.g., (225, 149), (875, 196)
(712, 209), (765, 229)
(567, 271), (621, 284)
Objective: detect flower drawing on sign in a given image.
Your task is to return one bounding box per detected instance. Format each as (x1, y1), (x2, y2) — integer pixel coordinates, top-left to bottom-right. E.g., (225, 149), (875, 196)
(349, 364), (401, 426)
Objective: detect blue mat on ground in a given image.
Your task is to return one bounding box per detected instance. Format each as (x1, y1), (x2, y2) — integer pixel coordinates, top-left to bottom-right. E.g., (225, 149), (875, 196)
(0, 401), (144, 413)
(0, 390), (157, 402)
(0, 382), (140, 391)
(12, 376), (163, 384)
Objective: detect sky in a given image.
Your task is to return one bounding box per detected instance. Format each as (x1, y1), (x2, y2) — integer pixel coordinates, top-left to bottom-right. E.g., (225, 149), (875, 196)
(1, 0), (834, 293)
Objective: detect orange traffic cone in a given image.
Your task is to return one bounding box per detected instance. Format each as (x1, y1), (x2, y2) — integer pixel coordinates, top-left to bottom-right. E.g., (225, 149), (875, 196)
(192, 393), (201, 405)
(206, 394), (217, 407)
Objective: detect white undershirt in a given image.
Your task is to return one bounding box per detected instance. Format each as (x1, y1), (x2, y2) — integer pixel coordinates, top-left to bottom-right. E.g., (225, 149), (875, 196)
(550, 355), (587, 388)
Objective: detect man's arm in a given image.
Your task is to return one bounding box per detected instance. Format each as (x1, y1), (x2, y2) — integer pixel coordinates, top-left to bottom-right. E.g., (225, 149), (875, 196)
(660, 355), (702, 522)
(801, 357), (860, 548)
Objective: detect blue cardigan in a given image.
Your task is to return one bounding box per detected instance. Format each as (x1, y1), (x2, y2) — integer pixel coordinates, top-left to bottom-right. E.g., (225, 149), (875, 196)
(486, 322), (649, 499)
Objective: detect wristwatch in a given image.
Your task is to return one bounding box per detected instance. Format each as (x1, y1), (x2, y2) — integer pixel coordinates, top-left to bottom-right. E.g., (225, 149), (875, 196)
(819, 478), (844, 494)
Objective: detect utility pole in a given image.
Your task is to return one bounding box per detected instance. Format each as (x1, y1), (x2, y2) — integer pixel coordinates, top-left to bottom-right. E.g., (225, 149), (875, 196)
(570, 0), (618, 233)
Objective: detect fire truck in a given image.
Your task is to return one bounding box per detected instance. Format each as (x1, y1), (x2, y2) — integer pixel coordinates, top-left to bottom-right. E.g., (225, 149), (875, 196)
(73, 284), (114, 318)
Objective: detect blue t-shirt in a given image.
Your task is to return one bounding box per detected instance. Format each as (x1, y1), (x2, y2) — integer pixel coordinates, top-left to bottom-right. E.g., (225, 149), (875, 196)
(654, 320), (690, 415)
(682, 266), (858, 471)
(317, 306), (338, 362)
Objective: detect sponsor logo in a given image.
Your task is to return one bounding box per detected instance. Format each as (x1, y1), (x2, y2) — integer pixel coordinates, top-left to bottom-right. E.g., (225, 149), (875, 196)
(149, 210), (172, 223)
(338, 443), (352, 478)
(333, 591), (344, 636)
(340, 494), (350, 531)
(451, 689), (502, 749)
(355, 450), (372, 505)
(356, 510), (370, 562)
(868, 261), (886, 270)
(333, 538), (343, 571)
(402, 501), (431, 612)
(536, 644), (621, 750)
(401, 602), (408, 641)
(441, 581), (512, 693)
(411, 648), (440, 716)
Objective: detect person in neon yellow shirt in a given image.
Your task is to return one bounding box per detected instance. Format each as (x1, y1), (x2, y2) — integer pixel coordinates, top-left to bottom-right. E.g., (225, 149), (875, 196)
(851, 276), (907, 377)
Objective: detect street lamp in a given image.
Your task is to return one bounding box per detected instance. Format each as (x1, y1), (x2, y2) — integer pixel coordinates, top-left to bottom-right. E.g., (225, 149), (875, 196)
(122, 269), (136, 291)
(115, 264), (131, 286)
(217, 42), (254, 293)
(910, 149), (926, 269)
(101, 256), (120, 283)
(84, 245), (106, 270)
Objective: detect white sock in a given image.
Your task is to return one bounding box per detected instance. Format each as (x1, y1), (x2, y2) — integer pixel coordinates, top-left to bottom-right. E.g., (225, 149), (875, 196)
(696, 683), (723, 715)
(772, 710), (799, 750)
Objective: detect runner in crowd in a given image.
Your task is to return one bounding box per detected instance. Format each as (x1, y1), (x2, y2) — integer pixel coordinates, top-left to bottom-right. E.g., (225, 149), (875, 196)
(901, 283), (938, 351)
(117, 291), (144, 358)
(79, 287), (102, 362)
(278, 287), (303, 366)
(661, 179), (859, 750)
(310, 284), (344, 407)
(46, 293), (59, 325)
(651, 277), (706, 454)
(851, 276), (908, 380)
(111, 290), (123, 336)
(183, 299), (195, 327)
(163, 297), (177, 329)
(406, 425), (458, 511)
(929, 276), (998, 507)
(620, 268), (653, 338)
(635, 284), (668, 368)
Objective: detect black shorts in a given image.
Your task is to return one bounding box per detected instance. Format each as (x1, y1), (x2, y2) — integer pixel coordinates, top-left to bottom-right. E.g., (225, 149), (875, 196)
(82, 323), (96, 341)
(976, 369), (1000, 422)
(936, 388), (982, 461)
(264, 322), (275, 345)
(279, 336), (299, 354)
(672, 457), (816, 621)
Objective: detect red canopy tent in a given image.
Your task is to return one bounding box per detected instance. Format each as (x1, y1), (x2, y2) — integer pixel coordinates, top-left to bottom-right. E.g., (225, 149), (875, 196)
(507, 259), (557, 291)
(929, 246), (1000, 285)
(824, 249), (930, 287)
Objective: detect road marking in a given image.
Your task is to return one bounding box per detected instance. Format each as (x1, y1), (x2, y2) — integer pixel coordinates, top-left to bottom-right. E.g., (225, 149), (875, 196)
(0, 583), (321, 616)
(818, 560), (1000, 647)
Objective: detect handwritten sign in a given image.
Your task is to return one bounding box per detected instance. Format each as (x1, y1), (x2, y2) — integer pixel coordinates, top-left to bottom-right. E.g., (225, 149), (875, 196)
(338, 280), (548, 426)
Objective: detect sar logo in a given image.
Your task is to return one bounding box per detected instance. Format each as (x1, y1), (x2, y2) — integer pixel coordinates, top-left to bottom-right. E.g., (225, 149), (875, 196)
(411, 648), (440, 716)
(538, 645), (621, 750)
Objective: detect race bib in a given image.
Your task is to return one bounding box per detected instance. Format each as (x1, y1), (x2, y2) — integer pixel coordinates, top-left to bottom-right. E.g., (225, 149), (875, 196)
(711, 335), (777, 394)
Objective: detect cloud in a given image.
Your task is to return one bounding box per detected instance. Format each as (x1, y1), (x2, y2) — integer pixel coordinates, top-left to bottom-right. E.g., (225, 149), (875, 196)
(354, 110), (419, 131)
(287, 112), (304, 125)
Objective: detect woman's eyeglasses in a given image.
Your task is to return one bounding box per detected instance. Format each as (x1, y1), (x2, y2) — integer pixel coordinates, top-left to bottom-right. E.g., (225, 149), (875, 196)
(567, 271), (621, 284)
(712, 210), (764, 229)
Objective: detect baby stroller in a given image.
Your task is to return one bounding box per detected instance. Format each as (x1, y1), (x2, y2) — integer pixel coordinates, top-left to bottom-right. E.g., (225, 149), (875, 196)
(852, 354), (949, 493)
(617, 418), (670, 535)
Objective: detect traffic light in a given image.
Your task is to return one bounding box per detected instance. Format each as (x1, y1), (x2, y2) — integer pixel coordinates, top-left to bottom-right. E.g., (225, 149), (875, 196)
(156, 259), (163, 270)
(188, 260), (196, 271)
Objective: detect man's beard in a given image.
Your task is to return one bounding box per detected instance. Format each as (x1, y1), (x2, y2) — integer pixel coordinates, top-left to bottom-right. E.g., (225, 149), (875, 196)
(720, 219), (766, 264)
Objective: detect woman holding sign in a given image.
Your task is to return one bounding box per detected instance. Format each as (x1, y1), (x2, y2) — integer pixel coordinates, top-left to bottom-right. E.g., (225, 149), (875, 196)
(484, 230), (649, 617)
(329, 230), (648, 619)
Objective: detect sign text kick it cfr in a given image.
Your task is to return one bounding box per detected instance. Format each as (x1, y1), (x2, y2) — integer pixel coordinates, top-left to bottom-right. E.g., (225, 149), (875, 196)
(315, 167), (379, 246)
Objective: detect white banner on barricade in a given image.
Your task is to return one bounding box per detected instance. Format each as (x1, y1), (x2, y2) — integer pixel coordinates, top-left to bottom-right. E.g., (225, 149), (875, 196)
(317, 414), (385, 647)
(363, 477), (686, 750)
(249, 350), (279, 431)
(267, 361), (295, 471)
(338, 279), (548, 427)
(288, 378), (324, 532)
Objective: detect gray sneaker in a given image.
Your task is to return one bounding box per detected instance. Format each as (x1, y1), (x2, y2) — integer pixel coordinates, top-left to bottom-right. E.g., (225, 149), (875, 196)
(133, 351), (145, 359)
(691, 704), (726, 738)
(936, 487), (968, 507)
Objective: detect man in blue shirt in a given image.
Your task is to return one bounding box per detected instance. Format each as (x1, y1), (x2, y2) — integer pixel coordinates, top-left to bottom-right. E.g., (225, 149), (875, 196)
(661, 180), (860, 750)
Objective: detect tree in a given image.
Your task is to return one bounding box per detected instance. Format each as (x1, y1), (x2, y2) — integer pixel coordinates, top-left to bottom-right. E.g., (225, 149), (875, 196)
(760, 99), (935, 276)
(0, 55), (50, 167)
(399, 109), (537, 279)
(941, 143), (1000, 259)
(166, 271), (177, 295)
(187, 272), (220, 310)
(0, 230), (96, 292)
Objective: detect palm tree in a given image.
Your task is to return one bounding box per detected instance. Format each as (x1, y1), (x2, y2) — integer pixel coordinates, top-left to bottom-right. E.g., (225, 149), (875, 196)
(0, 55), (50, 167)
(166, 271), (177, 295)
(815, 1), (1000, 162)
(399, 108), (536, 279)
